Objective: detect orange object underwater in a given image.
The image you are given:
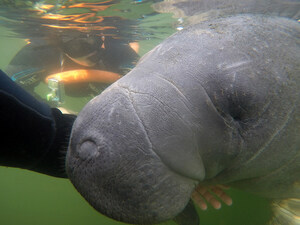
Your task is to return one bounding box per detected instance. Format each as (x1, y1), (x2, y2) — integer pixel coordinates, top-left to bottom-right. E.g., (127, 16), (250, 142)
(129, 42), (139, 54)
(45, 69), (121, 84)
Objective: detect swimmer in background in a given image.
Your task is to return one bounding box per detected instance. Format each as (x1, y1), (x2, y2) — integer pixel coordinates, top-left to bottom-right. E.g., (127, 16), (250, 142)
(5, 34), (140, 101)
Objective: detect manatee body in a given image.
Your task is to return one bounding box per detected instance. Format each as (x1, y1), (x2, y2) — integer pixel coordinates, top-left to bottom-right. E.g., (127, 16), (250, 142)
(66, 15), (300, 224)
(153, 0), (300, 24)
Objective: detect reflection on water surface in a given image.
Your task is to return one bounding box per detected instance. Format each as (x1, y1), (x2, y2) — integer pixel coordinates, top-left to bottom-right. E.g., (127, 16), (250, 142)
(0, 0), (177, 111)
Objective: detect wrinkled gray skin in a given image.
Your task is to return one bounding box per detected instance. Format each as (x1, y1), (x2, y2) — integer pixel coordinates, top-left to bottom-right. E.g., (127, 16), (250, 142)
(153, 0), (300, 24)
(66, 15), (300, 224)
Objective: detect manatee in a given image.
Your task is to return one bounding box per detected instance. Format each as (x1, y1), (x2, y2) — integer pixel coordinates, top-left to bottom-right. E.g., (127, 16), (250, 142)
(153, 0), (300, 24)
(66, 14), (300, 225)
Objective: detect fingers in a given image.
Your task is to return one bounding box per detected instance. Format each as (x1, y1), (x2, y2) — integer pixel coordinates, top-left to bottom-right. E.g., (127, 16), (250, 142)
(191, 191), (208, 210)
(210, 186), (233, 206)
(192, 184), (233, 211)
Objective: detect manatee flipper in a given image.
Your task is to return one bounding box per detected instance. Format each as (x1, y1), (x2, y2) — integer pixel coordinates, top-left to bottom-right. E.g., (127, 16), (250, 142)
(173, 200), (199, 225)
(269, 199), (300, 225)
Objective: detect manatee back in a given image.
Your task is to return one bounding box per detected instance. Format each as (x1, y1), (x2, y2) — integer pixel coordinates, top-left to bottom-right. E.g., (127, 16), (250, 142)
(153, 0), (300, 23)
(118, 15), (300, 198)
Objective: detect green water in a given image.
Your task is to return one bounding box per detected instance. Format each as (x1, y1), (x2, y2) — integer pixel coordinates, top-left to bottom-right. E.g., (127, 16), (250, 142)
(0, 1), (273, 225)
(0, 168), (272, 225)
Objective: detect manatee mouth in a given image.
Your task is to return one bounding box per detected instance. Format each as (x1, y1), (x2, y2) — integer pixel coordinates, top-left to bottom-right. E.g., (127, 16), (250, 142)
(67, 132), (196, 224)
(66, 87), (197, 224)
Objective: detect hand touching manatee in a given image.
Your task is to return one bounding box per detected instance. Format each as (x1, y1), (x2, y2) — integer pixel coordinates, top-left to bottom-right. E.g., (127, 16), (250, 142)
(192, 185), (232, 210)
(173, 184), (233, 225)
(66, 15), (299, 225)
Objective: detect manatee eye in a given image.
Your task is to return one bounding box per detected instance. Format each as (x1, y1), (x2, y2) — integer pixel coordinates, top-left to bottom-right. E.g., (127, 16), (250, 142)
(229, 103), (244, 122)
(232, 112), (242, 121)
(78, 140), (99, 160)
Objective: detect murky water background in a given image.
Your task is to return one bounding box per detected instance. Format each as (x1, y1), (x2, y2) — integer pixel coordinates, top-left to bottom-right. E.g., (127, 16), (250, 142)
(0, 0), (281, 224)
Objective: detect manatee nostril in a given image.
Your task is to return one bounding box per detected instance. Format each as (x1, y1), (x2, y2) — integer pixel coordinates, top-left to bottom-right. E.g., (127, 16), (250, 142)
(233, 115), (241, 121)
(78, 140), (99, 160)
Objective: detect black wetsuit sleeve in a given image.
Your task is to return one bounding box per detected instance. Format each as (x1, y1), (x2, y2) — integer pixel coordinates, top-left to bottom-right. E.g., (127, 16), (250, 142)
(0, 70), (75, 178)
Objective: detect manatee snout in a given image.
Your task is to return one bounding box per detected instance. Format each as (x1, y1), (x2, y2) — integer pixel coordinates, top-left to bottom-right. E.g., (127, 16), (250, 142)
(66, 86), (196, 224)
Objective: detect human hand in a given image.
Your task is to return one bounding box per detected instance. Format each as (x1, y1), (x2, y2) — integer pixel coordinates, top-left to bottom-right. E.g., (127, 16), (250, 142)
(191, 184), (232, 210)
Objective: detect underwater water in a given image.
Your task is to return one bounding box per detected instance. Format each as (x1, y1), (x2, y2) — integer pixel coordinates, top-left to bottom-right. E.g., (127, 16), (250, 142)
(0, 0), (294, 225)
